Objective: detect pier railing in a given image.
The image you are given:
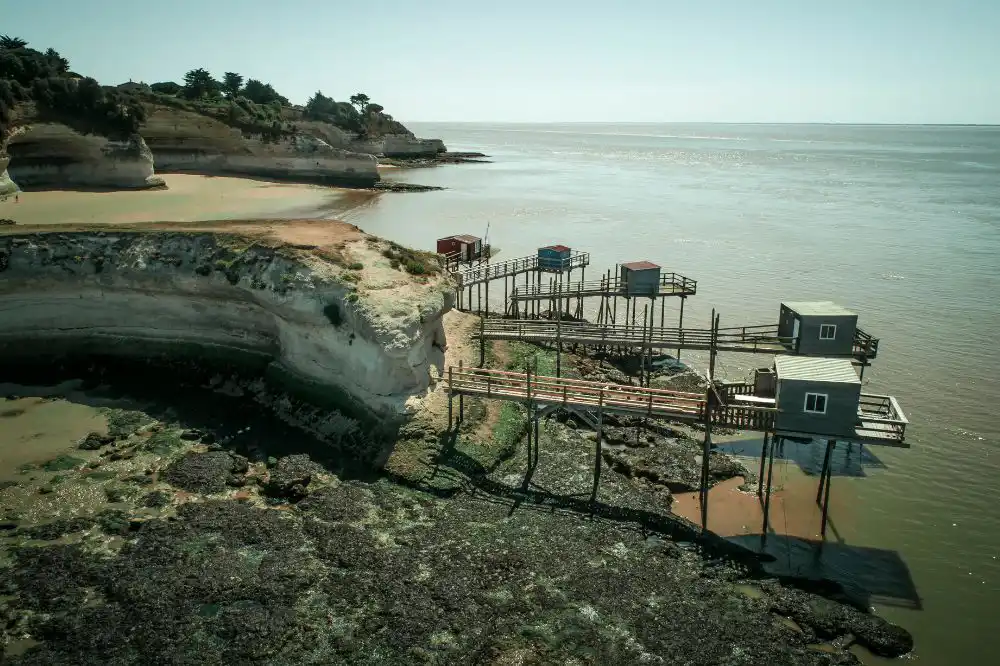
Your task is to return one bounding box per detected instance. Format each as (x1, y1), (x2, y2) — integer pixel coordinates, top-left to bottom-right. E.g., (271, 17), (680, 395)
(853, 327), (880, 361)
(480, 319), (793, 354)
(508, 272), (698, 301)
(855, 393), (908, 445)
(454, 251), (590, 287)
(446, 366), (776, 429)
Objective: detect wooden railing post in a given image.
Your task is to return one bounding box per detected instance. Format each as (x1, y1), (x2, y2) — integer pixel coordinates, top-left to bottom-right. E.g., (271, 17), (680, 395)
(458, 359), (465, 423)
(448, 365), (454, 427)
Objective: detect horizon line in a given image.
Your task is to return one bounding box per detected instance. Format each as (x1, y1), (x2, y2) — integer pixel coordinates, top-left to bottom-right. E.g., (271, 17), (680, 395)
(401, 120), (1000, 128)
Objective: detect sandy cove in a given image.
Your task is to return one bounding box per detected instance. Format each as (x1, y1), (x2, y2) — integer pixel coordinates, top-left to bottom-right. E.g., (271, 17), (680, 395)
(0, 174), (380, 226)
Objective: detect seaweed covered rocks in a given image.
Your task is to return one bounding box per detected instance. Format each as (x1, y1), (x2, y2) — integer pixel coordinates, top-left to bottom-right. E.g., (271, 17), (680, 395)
(163, 450), (249, 494)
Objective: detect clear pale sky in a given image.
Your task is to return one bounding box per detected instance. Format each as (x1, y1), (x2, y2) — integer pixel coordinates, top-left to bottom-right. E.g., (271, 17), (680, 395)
(4, 0), (999, 124)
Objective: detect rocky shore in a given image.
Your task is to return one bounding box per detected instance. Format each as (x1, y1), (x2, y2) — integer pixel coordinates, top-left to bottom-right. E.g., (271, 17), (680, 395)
(0, 366), (912, 664)
(378, 151), (491, 169)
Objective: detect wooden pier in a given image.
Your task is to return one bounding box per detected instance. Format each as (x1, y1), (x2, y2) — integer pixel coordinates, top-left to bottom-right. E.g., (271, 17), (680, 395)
(478, 319), (880, 365)
(451, 250), (591, 315)
(446, 366), (907, 447)
(454, 250), (590, 288)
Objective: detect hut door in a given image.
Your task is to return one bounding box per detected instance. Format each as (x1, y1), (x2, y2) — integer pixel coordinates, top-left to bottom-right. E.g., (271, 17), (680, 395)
(792, 318), (801, 352)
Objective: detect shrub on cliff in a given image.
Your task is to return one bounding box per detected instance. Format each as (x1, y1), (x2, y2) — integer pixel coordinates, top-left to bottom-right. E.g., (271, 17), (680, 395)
(150, 81), (181, 95)
(31, 76), (146, 137)
(304, 91), (363, 132)
(0, 40), (144, 139)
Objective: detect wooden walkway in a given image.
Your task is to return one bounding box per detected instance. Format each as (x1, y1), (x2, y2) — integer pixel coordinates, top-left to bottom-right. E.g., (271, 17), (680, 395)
(446, 366), (776, 431)
(480, 319), (880, 364)
(507, 272), (697, 302)
(453, 251), (590, 288)
(481, 319), (791, 354)
(445, 367), (907, 446)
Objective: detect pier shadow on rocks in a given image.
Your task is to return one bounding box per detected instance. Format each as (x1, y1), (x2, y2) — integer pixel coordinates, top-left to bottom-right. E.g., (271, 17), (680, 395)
(729, 532), (923, 613)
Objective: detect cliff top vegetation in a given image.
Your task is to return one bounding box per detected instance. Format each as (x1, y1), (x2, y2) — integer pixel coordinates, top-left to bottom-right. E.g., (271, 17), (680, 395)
(0, 34), (410, 146)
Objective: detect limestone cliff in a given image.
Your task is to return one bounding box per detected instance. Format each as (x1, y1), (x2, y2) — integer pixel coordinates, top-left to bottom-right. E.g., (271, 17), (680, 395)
(349, 134), (448, 157)
(5, 124), (165, 190)
(0, 221), (455, 421)
(142, 105), (379, 186)
(0, 155), (17, 197)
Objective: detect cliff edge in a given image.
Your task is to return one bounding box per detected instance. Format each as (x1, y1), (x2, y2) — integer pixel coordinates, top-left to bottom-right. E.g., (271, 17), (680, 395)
(0, 220), (455, 424)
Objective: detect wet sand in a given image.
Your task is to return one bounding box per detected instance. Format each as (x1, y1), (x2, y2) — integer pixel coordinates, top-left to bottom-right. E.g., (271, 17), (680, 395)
(1, 174), (379, 225)
(0, 396), (107, 483)
(672, 454), (855, 544)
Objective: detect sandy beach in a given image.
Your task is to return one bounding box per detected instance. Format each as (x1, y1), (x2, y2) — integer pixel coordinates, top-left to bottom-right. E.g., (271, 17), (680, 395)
(0, 174), (380, 226)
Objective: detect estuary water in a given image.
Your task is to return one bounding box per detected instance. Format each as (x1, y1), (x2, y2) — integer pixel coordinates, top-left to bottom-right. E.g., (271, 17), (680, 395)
(348, 122), (1000, 665)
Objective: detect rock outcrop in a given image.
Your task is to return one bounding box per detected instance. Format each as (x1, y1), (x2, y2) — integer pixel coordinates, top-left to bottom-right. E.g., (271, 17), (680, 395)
(0, 156), (18, 197)
(142, 105), (379, 187)
(350, 134), (447, 157)
(0, 221), (454, 420)
(5, 124), (164, 190)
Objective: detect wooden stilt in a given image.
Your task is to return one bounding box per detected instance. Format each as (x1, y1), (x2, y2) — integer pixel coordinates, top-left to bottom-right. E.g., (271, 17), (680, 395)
(485, 274), (490, 316)
(821, 440), (835, 538)
(533, 407), (540, 468)
(458, 359), (465, 423)
(757, 432), (769, 498)
(448, 366), (454, 428)
(816, 439), (834, 504)
(592, 392), (604, 503)
(556, 286), (563, 377)
(677, 296), (686, 362)
(479, 316), (486, 367)
(525, 364), (533, 473)
(762, 436), (777, 538)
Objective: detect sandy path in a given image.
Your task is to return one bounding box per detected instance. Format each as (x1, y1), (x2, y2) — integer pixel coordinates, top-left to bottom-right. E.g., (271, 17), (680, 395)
(0, 174), (380, 226)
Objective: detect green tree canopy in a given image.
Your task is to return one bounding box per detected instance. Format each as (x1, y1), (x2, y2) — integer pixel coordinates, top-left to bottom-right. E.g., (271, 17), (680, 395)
(44, 48), (69, 74)
(222, 72), (243, 99)
(349, 92), (370, 115)
(182, 68), (219, 99)
(242, 78), (287, 105)
(150, 81), (182, 95)
(0, 35), (27, 50)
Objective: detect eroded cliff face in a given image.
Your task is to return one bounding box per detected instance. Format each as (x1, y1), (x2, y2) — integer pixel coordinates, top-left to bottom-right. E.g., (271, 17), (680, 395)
(142, 105), (379, 186)
(0, 224), (454, 421)
(5, 124), (165, 190)
(0, 155), (17, 197)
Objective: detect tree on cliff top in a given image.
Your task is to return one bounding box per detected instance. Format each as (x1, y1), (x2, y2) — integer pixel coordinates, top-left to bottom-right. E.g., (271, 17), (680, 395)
(182, 68), (219, 99)
(242, 78), (287, 106)
(222, 72), (243, 99)
(150, 81), (181, 95)
(0, 36), (28, 50)
(44, 48), (69, 74)
(349, 92), (370, 116)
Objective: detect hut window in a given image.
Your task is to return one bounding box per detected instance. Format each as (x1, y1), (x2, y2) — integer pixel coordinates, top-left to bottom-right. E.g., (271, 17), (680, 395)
(819, 324), (837, 340)
(804, 392), (828, 414)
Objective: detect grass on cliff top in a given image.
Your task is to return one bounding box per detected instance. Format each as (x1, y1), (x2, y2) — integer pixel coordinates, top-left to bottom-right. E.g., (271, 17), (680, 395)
(380, 242), (442, 276)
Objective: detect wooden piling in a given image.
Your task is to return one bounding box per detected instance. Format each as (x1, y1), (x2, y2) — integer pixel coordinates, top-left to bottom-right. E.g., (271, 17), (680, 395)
(592, 392), (604, 504)
(821, 439), (835, 538)
(677, 296), (686, 362)
(448, 366), (454, 428)
(458, 359), (464, 422)
(757, 432), (769, 498)
(762, 435), (777, 538)
(816, 440), (834, 504)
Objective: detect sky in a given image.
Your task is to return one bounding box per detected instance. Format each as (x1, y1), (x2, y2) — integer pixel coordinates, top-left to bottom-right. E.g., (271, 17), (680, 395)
(4, 0), (999, 124)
